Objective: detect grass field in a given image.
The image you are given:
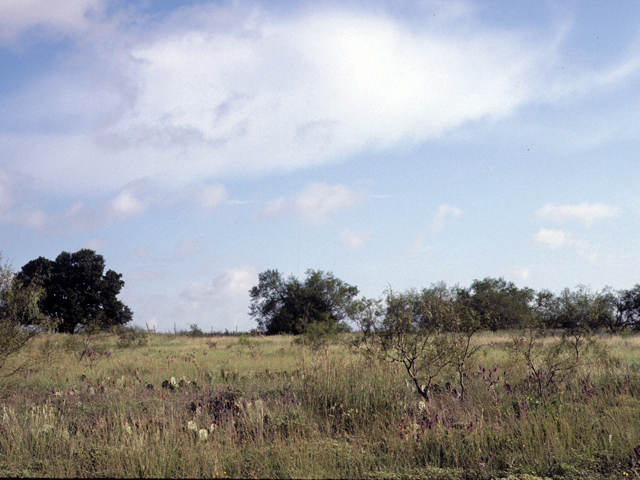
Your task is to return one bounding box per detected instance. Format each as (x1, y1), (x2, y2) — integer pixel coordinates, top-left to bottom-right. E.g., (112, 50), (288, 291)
(1, 331), (640, 478)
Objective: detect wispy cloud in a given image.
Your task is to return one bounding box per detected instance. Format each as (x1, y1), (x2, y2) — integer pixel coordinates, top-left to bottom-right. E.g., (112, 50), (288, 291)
(535, 202), (620, 226)
(532, 228), (567, 249)
(106, 188), (149, 222)
(261, 182), (366, 225)
(0, 180), (228, 233)
(172, 238), (204, 261)
(532, 227), (599, 262)
(178, 266), (259, 331)
(340, 228), (373, 250)
(511, 266), (531, 281)
(0, 0), (106, 43)
(432, 204), (463, 232)
(7, 2), (637, 194)
(83, 238), (108, 251)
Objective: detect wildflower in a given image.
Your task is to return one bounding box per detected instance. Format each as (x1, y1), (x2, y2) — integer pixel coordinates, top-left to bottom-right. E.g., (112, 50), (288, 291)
(187, 420), (198, 431)
(198, 429), (208, 441)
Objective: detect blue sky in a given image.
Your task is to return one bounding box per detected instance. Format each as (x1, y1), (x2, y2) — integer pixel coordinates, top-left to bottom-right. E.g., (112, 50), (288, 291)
(2, 0), (640, 332)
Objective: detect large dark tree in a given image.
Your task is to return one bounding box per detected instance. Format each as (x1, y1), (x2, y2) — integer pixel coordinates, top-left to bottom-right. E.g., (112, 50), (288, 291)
(456, 277), (535, 331)
(606, 285), (640, 332)
(249, 269), (358, 335)
(18, 249), (132, 333)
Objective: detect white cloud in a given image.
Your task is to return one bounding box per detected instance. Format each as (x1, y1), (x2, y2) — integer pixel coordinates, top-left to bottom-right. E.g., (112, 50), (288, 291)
(0, 170), (46, 228)
(294, 183), (365, 224)
(260, 197), (287, 219)
(261, 182), (365, 225)
(511, 266), (531, 281)
(0, 0), (105, 43)
(197, 184), (228, 211)
(340, 228), (373, 250)
(535, 202), (620, 226)
(6, 2), (628, 194)
(573, 239), (599, 263)
(532, 228), (567, 249)
(0, 179), (230, 233)
(432, 204), (463, 232)
(106, 188), (149, 222)
(83, 238), (108, 251)
(178, 266), (259, 332)
(531, 228), (599, 262)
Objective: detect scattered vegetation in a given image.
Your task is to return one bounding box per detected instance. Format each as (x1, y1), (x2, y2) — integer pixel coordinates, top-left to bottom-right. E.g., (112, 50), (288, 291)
(0, 255), (57, 378)
(5, 255), (640, 478)
(0, 331), (639, 478)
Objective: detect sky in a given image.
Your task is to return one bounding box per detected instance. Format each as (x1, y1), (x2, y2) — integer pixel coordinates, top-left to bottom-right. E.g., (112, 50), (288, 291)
(2, 0), (640, 333)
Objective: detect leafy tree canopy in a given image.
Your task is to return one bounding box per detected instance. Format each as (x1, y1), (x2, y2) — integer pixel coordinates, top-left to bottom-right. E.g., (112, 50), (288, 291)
(456, 277), (535, 331)
(18, 249), (132, 334)
(249, 269), (358, 335)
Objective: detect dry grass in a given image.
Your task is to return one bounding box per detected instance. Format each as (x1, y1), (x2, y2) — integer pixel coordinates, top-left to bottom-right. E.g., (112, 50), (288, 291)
(0, 331), (639, 478)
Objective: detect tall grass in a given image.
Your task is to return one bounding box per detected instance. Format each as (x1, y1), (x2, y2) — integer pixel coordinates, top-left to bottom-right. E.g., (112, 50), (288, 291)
(0, 332), (639, 478)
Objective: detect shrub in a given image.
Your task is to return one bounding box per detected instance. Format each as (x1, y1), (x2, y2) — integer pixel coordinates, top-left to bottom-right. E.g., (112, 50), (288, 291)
(116, 325), (148, 348)
(188, 324), (204, 337)
(0, 254), (57, 378)
(355, 288), (485, 401)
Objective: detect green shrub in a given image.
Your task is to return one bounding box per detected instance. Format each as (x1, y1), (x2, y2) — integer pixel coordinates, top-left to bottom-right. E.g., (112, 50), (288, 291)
(0, 254), (57, 377)
(115, 325), (148, 348)
(188, 324), (204, 337)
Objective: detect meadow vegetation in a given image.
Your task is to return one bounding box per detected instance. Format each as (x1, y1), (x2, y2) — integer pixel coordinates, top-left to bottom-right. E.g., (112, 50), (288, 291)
(1, 331), (640, 479)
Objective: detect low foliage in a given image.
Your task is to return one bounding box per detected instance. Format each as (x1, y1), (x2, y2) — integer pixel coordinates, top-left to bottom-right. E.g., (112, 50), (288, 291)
(355, 289), (485, 401)
(116, 325), (149, 349)
(0, 256), (57, 378)
(0, 331), (639, 478)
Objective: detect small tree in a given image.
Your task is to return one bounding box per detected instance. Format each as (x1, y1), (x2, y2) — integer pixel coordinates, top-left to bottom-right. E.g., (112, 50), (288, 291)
(0, 255), (57, 377)
(356, 288), (484, 401)
(18, 249), (133, 333)
(510, 316), (602, 399)
(249, 269), (358, 335)
(188, 324), (204, 337)
(544, 285), (613, 332)
(602, 285), (640, 333)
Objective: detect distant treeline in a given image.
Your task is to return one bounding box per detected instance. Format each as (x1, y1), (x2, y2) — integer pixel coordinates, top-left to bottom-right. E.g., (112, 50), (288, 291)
(248, 269), (640, 335)
(140, 275), (640, 336)
(405, 277), (640, 333)
(175, 324), (262, 337)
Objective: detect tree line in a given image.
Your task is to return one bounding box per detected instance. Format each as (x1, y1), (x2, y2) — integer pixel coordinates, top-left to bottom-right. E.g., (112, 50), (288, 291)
(249, 270), (640, 335)
(3, 248), (640, 339)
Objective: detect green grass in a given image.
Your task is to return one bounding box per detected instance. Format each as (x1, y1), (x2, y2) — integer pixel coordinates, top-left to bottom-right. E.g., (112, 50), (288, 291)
(1, 332), (640, 478)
